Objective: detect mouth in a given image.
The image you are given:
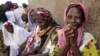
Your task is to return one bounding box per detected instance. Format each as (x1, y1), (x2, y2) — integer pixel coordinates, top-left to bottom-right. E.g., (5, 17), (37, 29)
(68, 23), (77, 26)
(67, 23), (77, 29)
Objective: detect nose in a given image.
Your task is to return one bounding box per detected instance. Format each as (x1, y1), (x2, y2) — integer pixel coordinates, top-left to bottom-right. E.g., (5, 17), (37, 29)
(70, 17), (75, 22)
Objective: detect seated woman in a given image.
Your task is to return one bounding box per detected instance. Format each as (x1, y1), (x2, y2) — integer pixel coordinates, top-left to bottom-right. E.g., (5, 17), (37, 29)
(2, 21), (30, 56)
(20, 8), (60, 56)
(57, 3), (99, 56)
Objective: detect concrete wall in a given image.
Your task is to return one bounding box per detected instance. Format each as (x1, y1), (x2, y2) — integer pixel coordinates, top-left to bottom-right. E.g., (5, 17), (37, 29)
(28, 0), (100, 47)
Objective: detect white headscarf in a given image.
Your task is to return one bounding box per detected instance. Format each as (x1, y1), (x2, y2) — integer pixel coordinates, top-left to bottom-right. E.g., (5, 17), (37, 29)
(14, 7), (25, 27)
(5, 10), (16, 22)
(2, 21), (30, 56)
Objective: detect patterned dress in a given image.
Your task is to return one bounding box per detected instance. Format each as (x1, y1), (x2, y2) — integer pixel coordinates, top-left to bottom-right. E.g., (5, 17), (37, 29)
(51, 32), (100, 56)
(82, 39), (100, 56)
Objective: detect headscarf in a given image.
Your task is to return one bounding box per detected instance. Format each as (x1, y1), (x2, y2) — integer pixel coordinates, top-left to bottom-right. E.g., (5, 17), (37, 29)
(2, 21), (30, 56)
(28, 9), (36, 31)
(5, 1), (13, 11)
(57, 3), (88, 56)
(5, 1), (15, 23)
(13, 3), (18, 9)
(28, 8), (56, 31)
(29, 8), (52, 21)
(5, 10), (15, 23)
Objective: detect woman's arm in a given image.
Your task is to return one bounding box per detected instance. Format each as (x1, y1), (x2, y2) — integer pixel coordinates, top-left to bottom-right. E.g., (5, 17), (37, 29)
(70, 30), (82, 56)
(70, 42), (82, 56)
(55, 28), (71, 56)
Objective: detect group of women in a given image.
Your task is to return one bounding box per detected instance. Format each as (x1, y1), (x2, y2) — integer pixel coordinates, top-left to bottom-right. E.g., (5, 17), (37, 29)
(1, 2), (100, 56)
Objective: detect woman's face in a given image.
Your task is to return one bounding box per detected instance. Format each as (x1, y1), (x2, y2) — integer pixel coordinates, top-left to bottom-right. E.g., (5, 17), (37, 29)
(5, 23), (14, 33)
(66, 7), (83, 30)
(32, 13), (46, 29)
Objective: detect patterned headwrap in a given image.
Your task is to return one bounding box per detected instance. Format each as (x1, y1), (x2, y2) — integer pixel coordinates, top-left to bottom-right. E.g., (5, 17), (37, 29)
(30, 8), (52, 20)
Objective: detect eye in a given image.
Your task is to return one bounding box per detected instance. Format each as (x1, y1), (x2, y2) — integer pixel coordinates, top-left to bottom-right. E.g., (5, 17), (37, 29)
(75, 16), (79, 19)
(74, 16), (82, 23)
(67, 15), (72, 19)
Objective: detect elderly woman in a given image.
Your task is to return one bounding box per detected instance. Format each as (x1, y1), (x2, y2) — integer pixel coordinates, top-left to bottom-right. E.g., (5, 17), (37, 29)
(57, 3), (99, 56)
(20, 8), (60, 56)
(2, 21), (30, 56)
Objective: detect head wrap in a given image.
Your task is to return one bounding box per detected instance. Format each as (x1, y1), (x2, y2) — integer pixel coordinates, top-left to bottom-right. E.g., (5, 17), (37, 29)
(2, 21), (30, 56)
(30, 8), (52, 20)
(5, 1), (13, 10)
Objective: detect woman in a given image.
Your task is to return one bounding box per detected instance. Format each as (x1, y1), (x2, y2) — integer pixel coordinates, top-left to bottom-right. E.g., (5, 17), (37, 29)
(20, 8), (60, 56)
(5, 1), (16, 23)
(57, 3), (99, 56)
(2, 21), (30, 56)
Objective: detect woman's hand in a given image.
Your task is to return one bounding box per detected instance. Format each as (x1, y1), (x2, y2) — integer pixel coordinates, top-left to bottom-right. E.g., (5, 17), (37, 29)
(65, 29), (81, 56)
(64, 26), (78, 48)
(64, 27), (75, 45)
(70, 30), (78, 46)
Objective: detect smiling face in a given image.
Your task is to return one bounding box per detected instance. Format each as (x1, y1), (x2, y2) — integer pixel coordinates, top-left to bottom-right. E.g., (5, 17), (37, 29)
(66, 7), (84, 30)
(31, 13), (47, 29)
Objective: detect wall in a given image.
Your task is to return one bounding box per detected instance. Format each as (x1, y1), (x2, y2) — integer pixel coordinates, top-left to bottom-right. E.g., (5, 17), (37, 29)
(28, 0), (100, 47)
